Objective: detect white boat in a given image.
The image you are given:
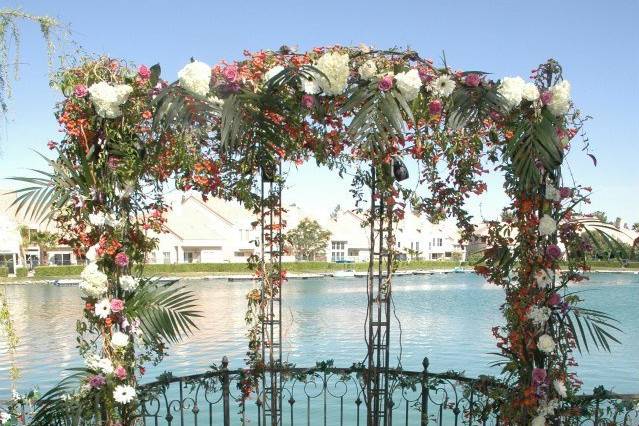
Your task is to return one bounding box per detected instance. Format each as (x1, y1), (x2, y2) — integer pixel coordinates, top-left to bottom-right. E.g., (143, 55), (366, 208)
(333, 270), (356, 278)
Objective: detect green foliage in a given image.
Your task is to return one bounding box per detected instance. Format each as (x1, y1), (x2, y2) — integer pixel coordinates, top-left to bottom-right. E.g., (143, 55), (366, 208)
(15, 267), (27, 278)
(286, 218), (331, 261)
(0, 266), (7, 277)
(30, 368), (94, 426)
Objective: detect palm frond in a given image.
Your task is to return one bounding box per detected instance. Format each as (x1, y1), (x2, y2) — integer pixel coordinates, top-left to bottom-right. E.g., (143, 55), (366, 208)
(564, 306), (622, 353)
(126, 280), (201, 344)
(31, 368), (95, 426)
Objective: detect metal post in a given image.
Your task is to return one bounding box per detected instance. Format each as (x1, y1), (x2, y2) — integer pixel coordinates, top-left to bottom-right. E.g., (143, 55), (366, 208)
(366, 163), (393, 426)
(421, 357), (429, 426)
(222, 356), (230, 426)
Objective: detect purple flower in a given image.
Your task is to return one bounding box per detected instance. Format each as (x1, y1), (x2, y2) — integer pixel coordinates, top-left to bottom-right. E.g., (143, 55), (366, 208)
(559, 187), (572, 199)
(378, 75), (393, 92)
(546, 244), (562, 260)
(89, 374), (106, 389)
(464, 73), (481, 87)
(541, 91), (553, 105)
(301, 94), (315, 109)
(532, 368), (547, 386)
(74, 84), (88, 98)
(548, 292), (561, 306)
(115, 252), (129, 268)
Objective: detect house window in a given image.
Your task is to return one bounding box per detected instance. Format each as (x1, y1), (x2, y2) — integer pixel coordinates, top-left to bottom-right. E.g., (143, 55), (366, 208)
(331, 241), (346, 262)
(432, 238), (442, 247)
(52, 253), (71, 265)
(163, 251), (171, 264)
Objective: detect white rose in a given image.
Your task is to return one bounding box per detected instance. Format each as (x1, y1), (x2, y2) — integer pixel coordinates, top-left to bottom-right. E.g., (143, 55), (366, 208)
(97, 358), (114, 374)
(178, 60), (211, 97)
(358, 60), (378, 80)
(315, 52), (350, 96)
(553, 380), (567, 398)
(429, 74), (456, 98)
(539, 215), (557, 236)
(538, 334), (556, 354)
(88, 82), (133, 119)
(119, 275), (139, 292)
(547, 80), (571, 115)
(498, 76), (526, 110)
(263, 65), (285, 82)
(111, 331), (130, 348)
(395, 69), (423, 101)
(522, 83), (540, 101)
(85, 244), (100, 262)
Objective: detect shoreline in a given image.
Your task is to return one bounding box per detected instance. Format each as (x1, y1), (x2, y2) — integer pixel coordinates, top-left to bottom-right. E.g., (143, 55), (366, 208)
(1, 267), (638, 286)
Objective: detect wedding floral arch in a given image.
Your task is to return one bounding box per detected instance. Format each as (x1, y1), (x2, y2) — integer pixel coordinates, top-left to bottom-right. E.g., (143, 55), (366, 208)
(12, 46), (623, 426)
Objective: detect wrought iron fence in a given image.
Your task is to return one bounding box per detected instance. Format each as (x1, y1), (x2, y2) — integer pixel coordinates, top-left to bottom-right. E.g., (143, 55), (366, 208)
(2, 357), (638, 425)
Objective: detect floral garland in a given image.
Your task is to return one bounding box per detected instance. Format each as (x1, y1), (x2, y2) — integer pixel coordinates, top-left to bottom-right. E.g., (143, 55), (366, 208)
(16, 46), (611, 424)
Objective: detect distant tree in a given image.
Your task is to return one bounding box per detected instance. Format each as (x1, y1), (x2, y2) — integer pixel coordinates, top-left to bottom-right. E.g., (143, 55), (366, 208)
(404, 247), (423, 261)
(632, 223), (639, 232)
(591, 211), (609, 224)
(286, 218), (331, 261)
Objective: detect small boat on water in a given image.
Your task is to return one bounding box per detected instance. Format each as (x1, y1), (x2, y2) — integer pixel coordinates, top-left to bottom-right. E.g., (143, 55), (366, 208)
(333, 270), (356, 278)
(452, 267), (465, 273)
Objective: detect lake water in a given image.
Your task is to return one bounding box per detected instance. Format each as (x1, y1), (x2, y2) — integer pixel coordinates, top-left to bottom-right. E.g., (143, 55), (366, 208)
(1, 272), (638, 400)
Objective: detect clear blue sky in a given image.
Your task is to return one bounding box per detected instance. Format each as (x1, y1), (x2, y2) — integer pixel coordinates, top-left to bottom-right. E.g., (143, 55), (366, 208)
(2, 0), (638, 224)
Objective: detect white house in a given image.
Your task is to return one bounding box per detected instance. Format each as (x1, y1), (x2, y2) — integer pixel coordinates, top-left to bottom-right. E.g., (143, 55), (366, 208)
(396, 212), (466, 261)
(324, 209), (371, 262)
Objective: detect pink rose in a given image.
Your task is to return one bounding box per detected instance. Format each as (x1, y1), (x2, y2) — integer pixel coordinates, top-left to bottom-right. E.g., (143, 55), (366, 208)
(47, 140), (58, 150)
(428, 100), (442, 115)
(378, 75), (393, 92)
(114, 366), (127, 380)
(74, 84), (88, 98)
(546, 244), (562, 260)
(222, 65), (239, 83)
(138, 65), (151, 79)
(548, 292), (561, 306)
(541, 91), (553, 105)
(301, 94), (315, 109)
(115, 252), (129, 268)
(464, 73), (481, 87)
(110, 298), (125, 313)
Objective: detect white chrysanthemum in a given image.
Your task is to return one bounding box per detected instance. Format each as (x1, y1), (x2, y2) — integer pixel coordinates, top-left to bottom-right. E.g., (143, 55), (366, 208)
(429, 75), (456, 98)
(395, 69), (423, 101)
(498, 76), (526, 110)
(111, 331), (129, 348)
(545, 184), (560, 202)
(94, 299), (111, 319)
(119, 275), (139, 292)
(105, 214), (120, 228)
(522, 83), (540, 101)
(97, 358), (114, 374)
(88, 212), (106, 227)
(178, 60), (211, 97)
(535, 269), (554, 288)
(553, 380), (567, 398)
(113, 384), (136, 404)
(79, 263), (108, 298)
(300, 73), (321, 94)
(547, 80), (571, 115)
(0, 411), (11, 424)
(539, 399), (560, 416)
(315, 52), (350, 96)
(538, 334), (556, 354)
(358, 60), (378, 80)
(88, 82), (133, 118)
(263, 65), (285, 82)
(208, 95), (224, 106)
(528, 306), (551, 327)
(539, 215), (557, 236)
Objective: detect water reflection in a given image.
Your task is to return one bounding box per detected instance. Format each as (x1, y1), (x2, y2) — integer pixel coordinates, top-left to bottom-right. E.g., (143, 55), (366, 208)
(1, 272), (638, 398)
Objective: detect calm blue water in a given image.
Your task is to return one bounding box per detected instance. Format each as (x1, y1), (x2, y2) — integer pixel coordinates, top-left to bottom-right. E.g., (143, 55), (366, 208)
(1, 272), (638, 399)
